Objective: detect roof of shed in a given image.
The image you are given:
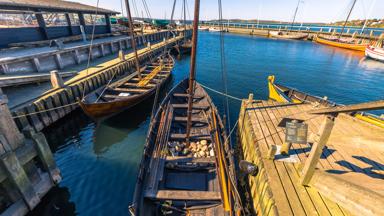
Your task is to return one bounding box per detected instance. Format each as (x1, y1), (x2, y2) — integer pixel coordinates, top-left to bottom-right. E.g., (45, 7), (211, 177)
(0, 0), (118, 14)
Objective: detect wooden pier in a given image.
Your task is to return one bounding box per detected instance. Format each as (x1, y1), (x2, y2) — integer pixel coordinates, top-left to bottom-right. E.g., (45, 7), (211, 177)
(238, 96), (384, 216)
(0, 89), (60, 215)
(200, 23), (382, 41)
(10, 30), (191, 133)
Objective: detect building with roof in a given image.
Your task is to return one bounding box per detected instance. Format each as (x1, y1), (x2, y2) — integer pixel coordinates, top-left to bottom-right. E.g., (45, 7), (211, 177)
(0, 0), (119, 48)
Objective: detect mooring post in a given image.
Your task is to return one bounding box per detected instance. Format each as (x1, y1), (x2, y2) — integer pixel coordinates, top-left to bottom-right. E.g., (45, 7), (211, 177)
(1, 152), (40, 209)
(0, 89), (24, 149)
(119, 50), (125, 61)
(50, 70), (65, 89)
(300, 115), (335, 185)
(247, 93), (253, 104)
(25, 130), (62, 183)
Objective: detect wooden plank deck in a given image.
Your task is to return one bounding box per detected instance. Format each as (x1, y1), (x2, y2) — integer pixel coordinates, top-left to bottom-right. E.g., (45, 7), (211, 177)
(238, 99), (384, 216)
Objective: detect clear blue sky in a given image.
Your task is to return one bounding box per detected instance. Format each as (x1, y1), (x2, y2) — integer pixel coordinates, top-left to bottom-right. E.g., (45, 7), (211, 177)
(71, 0), (383, 23)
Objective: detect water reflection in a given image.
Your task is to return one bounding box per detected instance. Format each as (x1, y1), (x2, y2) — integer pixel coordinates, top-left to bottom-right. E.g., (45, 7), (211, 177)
(359, 58), (384, 71)
(27, 187), (76, 216)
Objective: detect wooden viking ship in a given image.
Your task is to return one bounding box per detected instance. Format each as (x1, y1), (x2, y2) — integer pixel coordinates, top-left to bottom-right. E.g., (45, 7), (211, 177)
(131, 0), (243, 215)
(269, 31), (308, 40)
(80, 0), (175, 118)
(315, 35), (368, 52)
(315, 0), (369, 52)
(79, 54), (174, 118)
(269, 0), (308, 40)
(268, 75), (384, 128)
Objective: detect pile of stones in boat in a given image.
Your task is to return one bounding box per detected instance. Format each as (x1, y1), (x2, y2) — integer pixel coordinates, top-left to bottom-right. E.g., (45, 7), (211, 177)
(168, 140), (215, 158)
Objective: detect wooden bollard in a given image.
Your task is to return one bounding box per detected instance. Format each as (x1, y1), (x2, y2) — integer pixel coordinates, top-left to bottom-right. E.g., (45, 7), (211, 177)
(50, 70), (65, 89)
(247, 93), (253, 104)
(267, 145), (277, 160)
(0, 89), (24, 149)
(119, 50), (125, 61)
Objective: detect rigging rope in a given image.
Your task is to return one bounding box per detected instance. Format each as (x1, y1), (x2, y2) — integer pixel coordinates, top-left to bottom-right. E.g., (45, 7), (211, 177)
(81, 0), (100, 99)
(217, 0), (232, 148)
(12, 102), (79, 119)
(199, 83), (242, 102)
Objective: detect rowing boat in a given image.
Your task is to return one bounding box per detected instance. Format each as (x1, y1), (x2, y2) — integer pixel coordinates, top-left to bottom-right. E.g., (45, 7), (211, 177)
(131, 79), (241, 215)
(315, 35), (368, 52)
(269, 31), (308, 40)
(79, 53), (174, 118)
(268, 75), (384, 128)
(131, 0), (242, 214)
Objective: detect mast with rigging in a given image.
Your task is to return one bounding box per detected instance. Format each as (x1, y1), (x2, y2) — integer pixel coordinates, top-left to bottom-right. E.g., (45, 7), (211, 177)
(338, 0), (357, 40)
(125, 0), (142, 80)
(185, 0), (200, 145)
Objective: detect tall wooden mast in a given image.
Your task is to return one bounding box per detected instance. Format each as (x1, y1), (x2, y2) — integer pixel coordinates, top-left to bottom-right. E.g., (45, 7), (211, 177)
(186, 0), (200, 145)
(183, 0), (187, 41)
(125, 0), (142, 80)
(338, 0), (357, 40)
(289, 0), (301, 32)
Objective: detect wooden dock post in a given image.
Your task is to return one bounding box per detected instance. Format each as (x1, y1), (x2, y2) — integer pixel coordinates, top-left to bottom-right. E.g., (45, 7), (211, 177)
(0, 89), (24, 149)
(119, 50), (125, 61)
(50, 70), (65, 89)
(1, 152), (41, 209)
(300, 115), (335, 185)
(248, 93), (253, 103)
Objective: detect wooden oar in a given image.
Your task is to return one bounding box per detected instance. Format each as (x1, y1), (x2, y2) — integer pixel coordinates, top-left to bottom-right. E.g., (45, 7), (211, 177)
(309, 100), (384, 115)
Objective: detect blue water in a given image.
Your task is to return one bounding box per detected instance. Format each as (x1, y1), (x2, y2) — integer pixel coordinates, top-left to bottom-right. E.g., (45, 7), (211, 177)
(29, 32), (384, 216)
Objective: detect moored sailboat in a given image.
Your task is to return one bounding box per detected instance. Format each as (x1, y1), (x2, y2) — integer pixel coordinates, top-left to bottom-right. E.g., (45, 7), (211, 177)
(269, 0), (308, 40)
(131, 0), (243, 215)
(315, 0), (369, 52)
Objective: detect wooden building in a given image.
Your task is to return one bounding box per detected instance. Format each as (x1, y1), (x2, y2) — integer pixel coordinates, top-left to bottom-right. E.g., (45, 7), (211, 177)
(0, 0), (118, 48)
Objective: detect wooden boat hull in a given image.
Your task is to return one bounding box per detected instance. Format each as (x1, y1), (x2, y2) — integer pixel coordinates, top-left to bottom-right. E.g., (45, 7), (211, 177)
(365, 46), (384, 62)
(315, 36), (367, 52)
(268, 75), (384, 128)
(80, 54), (174, 119)
(269, 31), (308, 40)
(131, 79), (241, 215)
(79, 86), (158, 118)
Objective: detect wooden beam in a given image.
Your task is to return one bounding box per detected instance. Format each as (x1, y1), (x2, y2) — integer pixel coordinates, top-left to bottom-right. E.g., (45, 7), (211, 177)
(148, 190), (221, 200)
(300, 116), (335, 185)
(311, 171), (384, 216)
(309, 100), (384, 115)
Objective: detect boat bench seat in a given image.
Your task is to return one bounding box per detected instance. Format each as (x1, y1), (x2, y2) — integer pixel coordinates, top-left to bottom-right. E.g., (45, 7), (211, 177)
(165, 156), (215, 163)
(172, 104), (209, 110)
(113, 88), (150, 93)
(173, 93), (205, 99)
(174, 116), (207, 123)
(145, 190), (221, 201)
(170, 133), (211, 140)
(123, 83), (155, 88)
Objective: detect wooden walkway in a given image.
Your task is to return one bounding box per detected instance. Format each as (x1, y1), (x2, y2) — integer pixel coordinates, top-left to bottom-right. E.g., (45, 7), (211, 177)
(238, 99), (384, 216)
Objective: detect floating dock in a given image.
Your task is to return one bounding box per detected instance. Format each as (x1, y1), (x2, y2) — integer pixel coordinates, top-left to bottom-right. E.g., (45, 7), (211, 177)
(238, 96), (384, 215)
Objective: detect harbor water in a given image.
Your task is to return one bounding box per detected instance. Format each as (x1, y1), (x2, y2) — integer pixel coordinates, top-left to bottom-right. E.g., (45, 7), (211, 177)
(29, 31), (384, 216)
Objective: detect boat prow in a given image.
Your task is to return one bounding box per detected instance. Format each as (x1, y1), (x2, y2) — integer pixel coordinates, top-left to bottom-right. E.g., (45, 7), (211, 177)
(268, 75), (384, 128)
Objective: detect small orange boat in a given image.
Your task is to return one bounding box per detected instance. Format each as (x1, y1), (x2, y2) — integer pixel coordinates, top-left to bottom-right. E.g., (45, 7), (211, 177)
(315, 36), (368, 52)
